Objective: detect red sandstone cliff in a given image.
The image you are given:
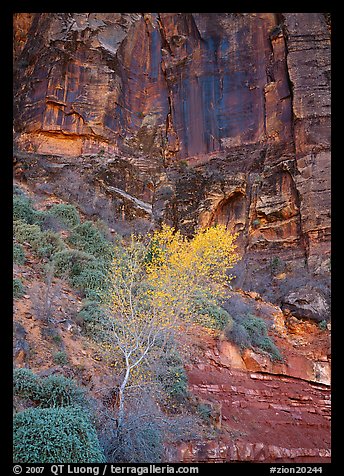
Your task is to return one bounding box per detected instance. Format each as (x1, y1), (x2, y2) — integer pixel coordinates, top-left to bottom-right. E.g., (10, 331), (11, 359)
(13, 13), (331, 293)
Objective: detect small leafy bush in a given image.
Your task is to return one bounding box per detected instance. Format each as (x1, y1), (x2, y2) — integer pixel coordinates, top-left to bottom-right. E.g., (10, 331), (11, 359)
(77, 300), (107, 341)
(13, 243), (25, 265)
(242, 314), (270, 340)
(318, 320), (328, 331)
(70, 264), (109, 300)
(197, 403), (212, 422)
(13, 368), (41, 401)
(270, 256), (285, 276)
(13, 220), (65, 258)
(47, 203), (80, 229)
(52, 220), (114, 299)
(166, 366), (188, 401)
(14, 220), (42, 246)
(192, 293), (232, 330)
(52, 351), (69, 366)
(241, 315), (280, 358)
(53, 249), (110, 300)
(52, 334), (63, 345)
(37, 374), (85, 408)
(52, 249), (96, 278)
(254, 335), (283, 361)
(13, 194), (36, 224)
(68, 221), (114, 260)
(225, 314), (283, 362)
(224, 320), (251, 350)
(36, 230), (66, 258)
(13, 406), (106, 463)
(13, 278), (25, 299)
(13, 368), (85, 408)
(29, 209), (50, 228)
(157, 351), (188, 403)
(13, 193), (46, 226)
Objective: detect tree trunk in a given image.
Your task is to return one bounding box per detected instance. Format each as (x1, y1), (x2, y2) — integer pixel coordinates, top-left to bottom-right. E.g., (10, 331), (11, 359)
(117, 360), (130, 433)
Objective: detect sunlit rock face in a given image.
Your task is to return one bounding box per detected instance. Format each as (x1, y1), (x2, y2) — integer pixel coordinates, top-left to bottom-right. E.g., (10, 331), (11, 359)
(13, 13), (293, 157)
(13, 12), (331, 286)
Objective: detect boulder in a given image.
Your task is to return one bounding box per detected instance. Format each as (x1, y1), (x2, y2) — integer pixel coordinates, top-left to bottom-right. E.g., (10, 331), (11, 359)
(281, 285), (330, 323)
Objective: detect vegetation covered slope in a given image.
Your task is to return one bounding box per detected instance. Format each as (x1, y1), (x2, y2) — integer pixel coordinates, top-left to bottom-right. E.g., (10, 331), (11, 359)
(13, 183), (288, 463)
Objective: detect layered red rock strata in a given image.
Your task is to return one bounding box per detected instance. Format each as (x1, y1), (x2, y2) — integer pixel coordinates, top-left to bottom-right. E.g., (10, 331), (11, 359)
(13, 13), (331, 281)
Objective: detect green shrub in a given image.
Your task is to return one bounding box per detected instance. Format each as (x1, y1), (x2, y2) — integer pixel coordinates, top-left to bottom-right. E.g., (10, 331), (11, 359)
(192, 294), (232, 330)
(77, 300), (107, 341)
(52, 351), (69, 366)
(224, 320), (251, 350)
(47, 203), (80, 229)
(13, 406), (106, 463)
(30, 209), (50, 227)
(318, 320), (328, 331)
(52, 334), (63, 345)
(168, 367), (188, 401)
(13, 220), (65, 258)
(254, 335), (283, 362)
(157, 351), (188, 403)
(52, 249), (109, 300)
(13, 194), (35, 224)
(270, 256), (285, 276)
(242, 314), (268, 338)
(52, 249), (95, 278)
(13, 193), (46, 226)
(13, 190), (80, 234)
(36, 230), (65, 258)
(13, 243), (25, 265)
(197, 403), (212, 422)
(50, 220), (113, 299)
(242, 315), (274, 348)
(13, 368), (41, 401)
(14, 220), (42, 245)
(13, 278), (25, 299)
(68, 221), (113, 259)
(225, 314), (283, 362)
(70, 265), (109, 300)
(13, 368), (85, 408)
(37, 374), (85, 408)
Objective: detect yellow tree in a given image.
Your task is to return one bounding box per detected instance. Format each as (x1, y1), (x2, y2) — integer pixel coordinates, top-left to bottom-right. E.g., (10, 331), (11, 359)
(144, 224), (239, 332)
(106, 237), (165, 433)
(107, 224), (239, 433)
